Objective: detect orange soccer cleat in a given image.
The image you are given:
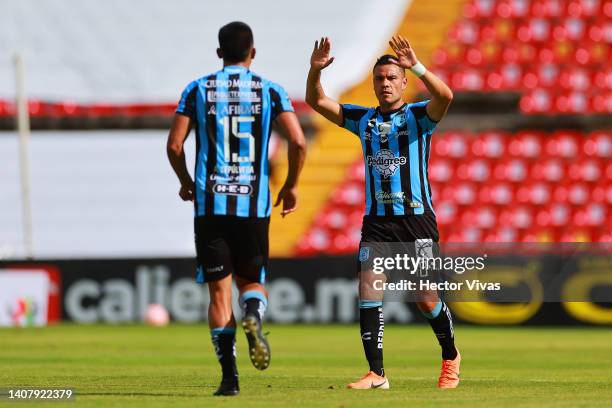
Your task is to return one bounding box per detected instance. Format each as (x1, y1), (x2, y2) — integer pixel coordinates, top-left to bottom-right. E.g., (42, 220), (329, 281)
(438, 351), (461, 389)
(347, 371), (390, 390)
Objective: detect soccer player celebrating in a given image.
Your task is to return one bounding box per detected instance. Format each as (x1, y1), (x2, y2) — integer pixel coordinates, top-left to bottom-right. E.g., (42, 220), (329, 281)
(306, 36), (460, 389)
(167, 22), (306, 396)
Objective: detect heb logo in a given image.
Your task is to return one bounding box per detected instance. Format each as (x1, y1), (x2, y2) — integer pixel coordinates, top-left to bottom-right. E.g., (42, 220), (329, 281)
(213, 183), (252, 196)
(366, 149), (407, 178)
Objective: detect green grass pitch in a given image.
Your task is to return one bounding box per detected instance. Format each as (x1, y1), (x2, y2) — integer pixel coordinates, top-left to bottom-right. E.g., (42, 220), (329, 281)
(1, 324), (612, 407)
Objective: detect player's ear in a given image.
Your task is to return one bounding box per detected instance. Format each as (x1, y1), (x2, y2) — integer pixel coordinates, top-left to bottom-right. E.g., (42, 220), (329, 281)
(250, 48), (256, 60)
(401, 75), (408, 90)
(216, 48), (223, 59)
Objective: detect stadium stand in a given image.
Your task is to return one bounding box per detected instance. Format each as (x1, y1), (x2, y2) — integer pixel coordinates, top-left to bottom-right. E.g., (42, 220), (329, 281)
(294, 0), (610, 255)
(297, 129), (611, 254)
(428, 0), (611, 114)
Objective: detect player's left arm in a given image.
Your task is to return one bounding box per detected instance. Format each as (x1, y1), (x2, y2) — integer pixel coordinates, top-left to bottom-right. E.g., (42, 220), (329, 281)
(273, 111), (307, 217)
(389, 35), (453, 122)
(166, 113), (195, 202)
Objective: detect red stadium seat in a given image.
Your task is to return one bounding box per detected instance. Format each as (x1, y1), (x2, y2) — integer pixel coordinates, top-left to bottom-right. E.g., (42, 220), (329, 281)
(568, 158), (603, 183)
(299, 228), (331, 254)
(466, 0), (497, 18)
(461, 206), (498, 228)
(508, 0), (531, 17)
(508, 131), (545, 159)
(450, 182), (479, 206)
(472, 131), (507, 158)
(559, 68), (592, 91)
(457, 159), (492, 182)
(545, 131), (581, 158)
(531, 158), (565, 182)
(494, 159), (529, 182)
(484, 226), (520, 242)
(572, 203), (607, 227)
(436, 200), (458, 226)
(520, 89), (554, 113)
(553, 182), (591, 205)
(536, 203), (571, 227)
(590, 183), (612, 204)
(479, 182), (514, 205)
(584, 131), (611, 157)
(499, 206), (534, 229)
(332, 182), (365, 207)
(516, 182), (552, 205)
(429, 159), (455, 182)
(319, 209), (349, 231)
(434, 131), (471, 159)
(591, 93), (612, 113)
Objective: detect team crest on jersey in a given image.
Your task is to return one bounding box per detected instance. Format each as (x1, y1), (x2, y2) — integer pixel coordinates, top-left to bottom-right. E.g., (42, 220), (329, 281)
(393, 113), (407, 128)
(366, 149), (407, 178)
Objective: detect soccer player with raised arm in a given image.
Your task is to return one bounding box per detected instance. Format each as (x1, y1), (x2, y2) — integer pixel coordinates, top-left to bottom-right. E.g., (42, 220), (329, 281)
(167, 22), (306, 396)
(306, 36), (460, 389)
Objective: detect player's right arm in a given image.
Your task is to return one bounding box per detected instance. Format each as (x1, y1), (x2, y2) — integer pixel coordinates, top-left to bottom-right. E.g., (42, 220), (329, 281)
(305, 37), (342, 126)
(168, 81), (198, 201)
(166, 113), (195, 202)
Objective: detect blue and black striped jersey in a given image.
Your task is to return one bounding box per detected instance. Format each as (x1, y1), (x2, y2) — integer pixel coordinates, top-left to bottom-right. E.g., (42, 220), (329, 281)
(176, 65), (294, 218)
(341, 101), (437, 216)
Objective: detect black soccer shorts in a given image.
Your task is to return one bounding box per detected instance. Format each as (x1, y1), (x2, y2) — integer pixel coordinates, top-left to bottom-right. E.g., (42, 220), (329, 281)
(357, 212), (440, 275)
(194, 216), (270, 284)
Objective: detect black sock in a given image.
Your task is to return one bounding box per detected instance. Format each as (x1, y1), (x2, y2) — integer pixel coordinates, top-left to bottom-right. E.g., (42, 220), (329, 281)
(245, 298), (264, 321)
(359, 302), (385, 376)
(241, 291), (267, 322)
(211, 328), (238, 380)
(423, 302), (457, 360)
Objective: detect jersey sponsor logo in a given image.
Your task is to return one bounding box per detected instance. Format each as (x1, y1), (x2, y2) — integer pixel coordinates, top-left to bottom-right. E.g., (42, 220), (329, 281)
(204, 79), (263, 89)
(210, 174), (257, 183)
(207, 90), (261, 103)
(213, 183), (253, 196)
(208, 104), (261, 115)
(377, 122), (392, 143)
(375, 191), (406, 204)
(366, 149), (407, 178)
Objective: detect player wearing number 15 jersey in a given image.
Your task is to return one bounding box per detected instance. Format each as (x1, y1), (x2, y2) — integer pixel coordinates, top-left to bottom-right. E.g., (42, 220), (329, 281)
(167, 21), (306, 396)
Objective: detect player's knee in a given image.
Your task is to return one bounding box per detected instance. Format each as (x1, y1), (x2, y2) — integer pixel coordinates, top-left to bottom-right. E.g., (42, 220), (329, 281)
(416, 300), (440, 314)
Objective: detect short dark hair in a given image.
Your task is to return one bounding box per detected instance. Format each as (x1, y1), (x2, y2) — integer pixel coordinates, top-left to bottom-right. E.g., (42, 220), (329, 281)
(373, 54), (405, 74)
(218, 21), (254, 63)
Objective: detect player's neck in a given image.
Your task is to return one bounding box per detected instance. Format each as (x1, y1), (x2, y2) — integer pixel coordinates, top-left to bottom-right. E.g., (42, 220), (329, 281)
(379, 100), (404, 114)
(223, 60), (251, 69)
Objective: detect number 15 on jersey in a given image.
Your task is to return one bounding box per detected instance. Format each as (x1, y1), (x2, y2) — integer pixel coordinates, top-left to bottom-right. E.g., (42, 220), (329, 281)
(222, 116), (255, 163)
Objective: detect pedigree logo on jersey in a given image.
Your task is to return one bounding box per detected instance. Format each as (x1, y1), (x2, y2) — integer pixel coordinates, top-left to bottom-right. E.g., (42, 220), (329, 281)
(366, 149), (407, 178)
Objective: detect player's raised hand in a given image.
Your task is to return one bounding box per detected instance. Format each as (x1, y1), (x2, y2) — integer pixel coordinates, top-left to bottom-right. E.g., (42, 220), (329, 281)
(389, 35), (419, 69)
(274, 185), (298, 217)
(310, 37), (335, 71)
